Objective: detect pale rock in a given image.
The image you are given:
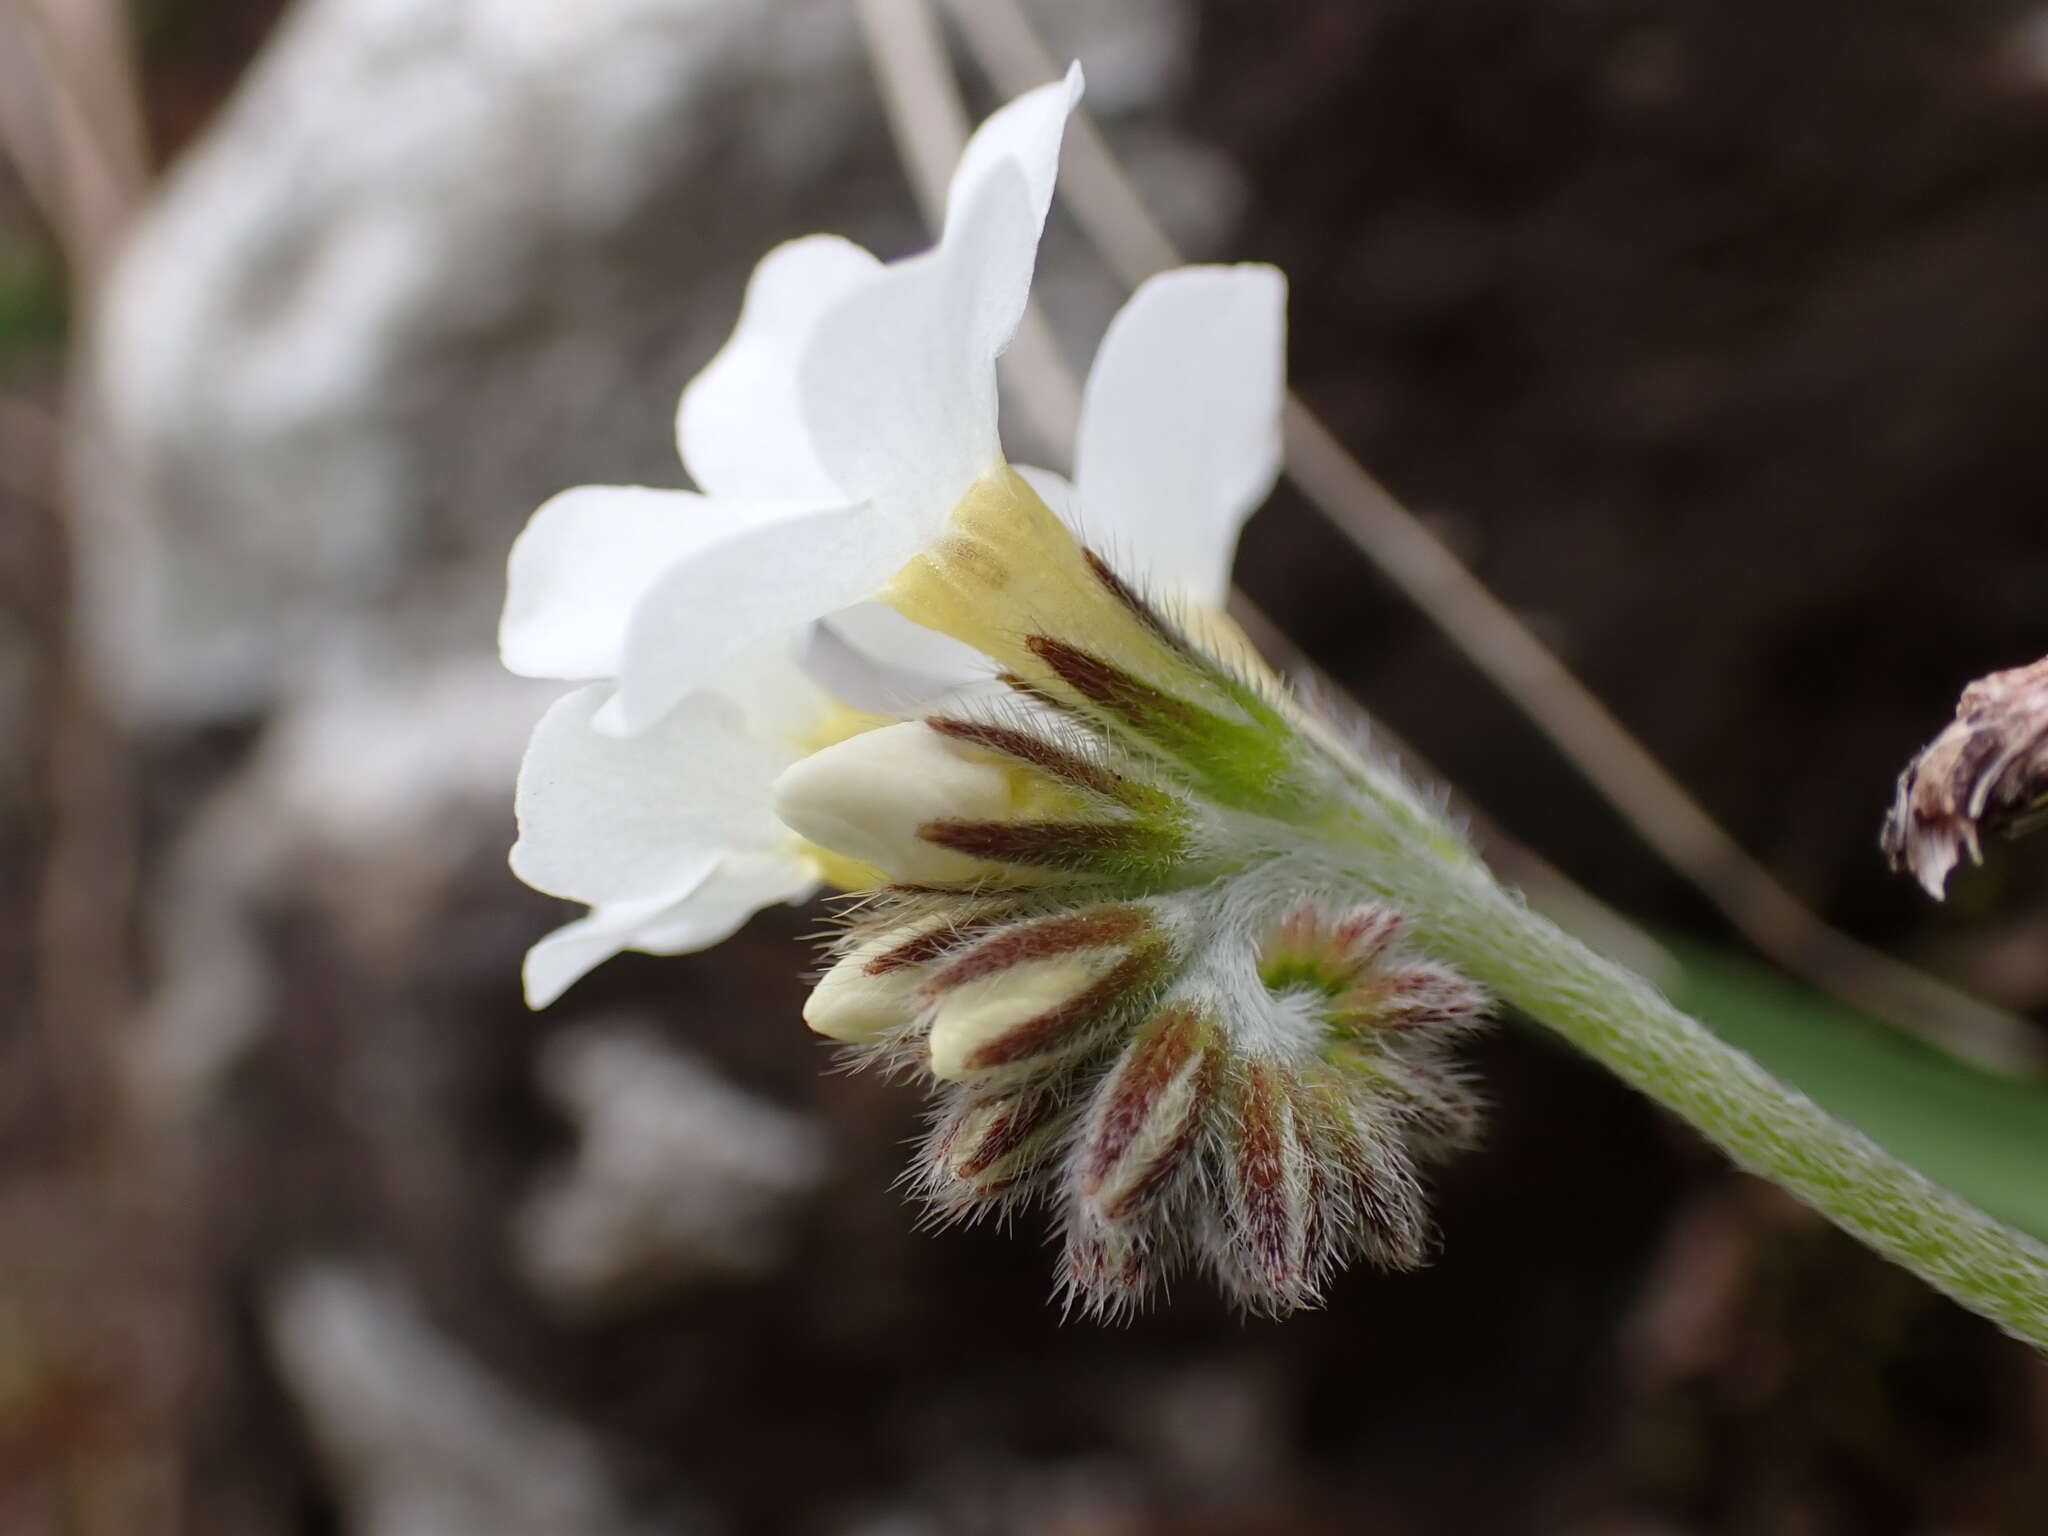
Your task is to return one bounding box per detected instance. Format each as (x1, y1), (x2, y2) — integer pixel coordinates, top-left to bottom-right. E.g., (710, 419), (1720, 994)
(517, 1023), (826, 1311)
(266, 1264), (684, 1536)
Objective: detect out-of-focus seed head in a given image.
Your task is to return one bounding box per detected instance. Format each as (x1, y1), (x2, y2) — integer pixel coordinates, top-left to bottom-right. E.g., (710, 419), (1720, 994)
(1884, 655), (2048, 899)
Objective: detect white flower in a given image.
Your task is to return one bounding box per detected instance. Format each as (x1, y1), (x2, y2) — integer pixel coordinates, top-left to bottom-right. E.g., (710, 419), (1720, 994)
(492, 64), (1509, 1322)
(498, 65), (1291, 1007)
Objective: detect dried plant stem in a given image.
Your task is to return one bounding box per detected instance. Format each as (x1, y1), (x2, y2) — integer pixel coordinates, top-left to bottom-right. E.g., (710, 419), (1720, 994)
(2, 0), (152, 1146)
(0, 0), (150, 283)
(936, 0), (2036, 1073)
(856, 0), (968, 229)
(857, 0), (1079, 452)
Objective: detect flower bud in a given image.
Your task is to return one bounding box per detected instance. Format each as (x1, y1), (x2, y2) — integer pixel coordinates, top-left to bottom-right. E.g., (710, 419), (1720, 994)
(1059, 1208), (1154, 1315)
(802, 930), (929, 1043)
(1219, 1060), (1318, 1309)
(926, 952), (1127, 1083)
(772, 721), (1067, 885)
(921, 906), (1170, 1083)
(1257, 900), (1486, 1039)
(1292, 1072), (1429, 1267)
(1077, 1006), (1216, 1223)
(924, 1086), (1068, 1208)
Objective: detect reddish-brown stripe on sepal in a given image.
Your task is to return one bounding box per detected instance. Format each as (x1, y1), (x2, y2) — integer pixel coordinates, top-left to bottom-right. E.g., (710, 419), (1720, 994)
(1329, 905), (1406, 958)
(1220, 1059), (1316, 1309)
(922, 716), (1159, 808)
(1295, 1072), (1430, 1270)
(1341, 964), (1489, 1032)
(928, 906), (1157, 989)
(918, 816), (1185, 878)
(923, 1085), (1070, 1207)
(1077, 1005), (1216, 1223)
(950, 946), (1166, 1077)
(1267, 899), (1403, 975)
(860, 908), (1023, 975)
(1025, 635), (1209, 736)
(1081, 547), (1195, 656)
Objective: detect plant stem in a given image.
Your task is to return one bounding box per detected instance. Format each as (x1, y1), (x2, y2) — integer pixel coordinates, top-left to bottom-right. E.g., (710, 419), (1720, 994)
(1336, 830), (2048, 1349)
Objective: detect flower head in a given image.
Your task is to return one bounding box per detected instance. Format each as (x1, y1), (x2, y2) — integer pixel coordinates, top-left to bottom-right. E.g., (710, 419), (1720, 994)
(499, 68), (1493, 1317)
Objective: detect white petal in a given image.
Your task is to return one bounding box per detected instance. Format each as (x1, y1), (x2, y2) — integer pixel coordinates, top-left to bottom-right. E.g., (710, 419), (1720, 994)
(800, 87), (1079, 530)
(512, 684), (792, 906)
(523, 885), (715, 1009)
(942, 63), (1082, 254)
(716, 635), (841, 745)
(677, 234), (882, 501)
(631, 851), (815, 951)
(800, 603), (989, 714)
(501, 484), (740, 680)
(1073, 265), (1287, 605)
(522, 851), (816, 1009)
(795, 202), (1012, 531)
(600, 500), (910, 736)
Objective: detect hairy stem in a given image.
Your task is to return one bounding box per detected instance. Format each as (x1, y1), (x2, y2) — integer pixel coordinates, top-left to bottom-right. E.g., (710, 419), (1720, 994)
(1352, 833), (2048, 1347)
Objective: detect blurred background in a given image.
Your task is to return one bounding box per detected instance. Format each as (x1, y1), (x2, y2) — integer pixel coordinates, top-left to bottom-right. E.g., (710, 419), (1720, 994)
(5, 0), (2048, 1531)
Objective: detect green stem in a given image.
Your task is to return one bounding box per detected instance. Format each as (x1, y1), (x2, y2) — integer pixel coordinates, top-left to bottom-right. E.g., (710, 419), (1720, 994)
(1338, 831), (2048, 1349)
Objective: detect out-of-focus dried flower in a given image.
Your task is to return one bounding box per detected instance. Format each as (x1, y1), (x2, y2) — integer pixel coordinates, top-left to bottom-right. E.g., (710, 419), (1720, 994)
(1883, 656), (2048, 899)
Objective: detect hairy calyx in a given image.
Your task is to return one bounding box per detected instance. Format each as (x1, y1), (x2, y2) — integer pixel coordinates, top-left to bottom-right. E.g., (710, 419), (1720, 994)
(775, 476), (1494, 1316)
